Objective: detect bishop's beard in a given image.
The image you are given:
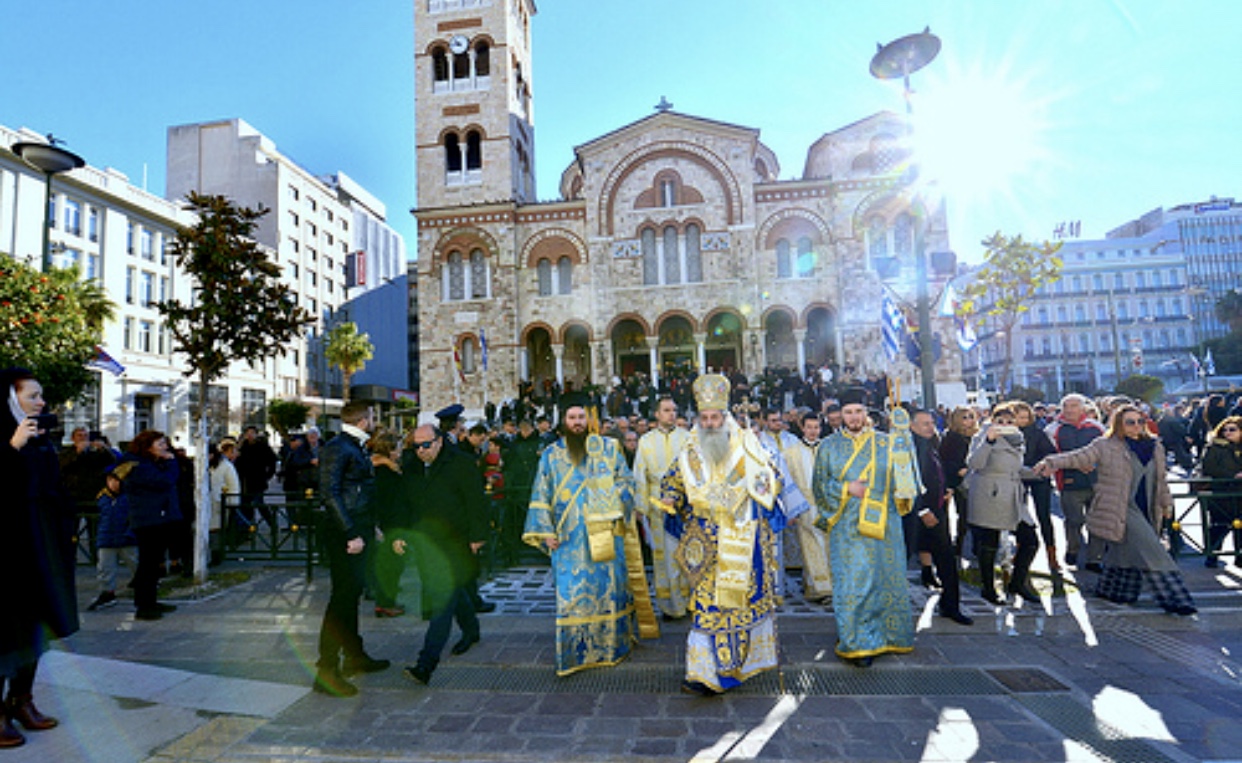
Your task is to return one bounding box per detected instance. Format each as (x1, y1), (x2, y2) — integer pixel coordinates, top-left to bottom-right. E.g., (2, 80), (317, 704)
(697, 417), (735, 468)
(563, 427), (588, 465)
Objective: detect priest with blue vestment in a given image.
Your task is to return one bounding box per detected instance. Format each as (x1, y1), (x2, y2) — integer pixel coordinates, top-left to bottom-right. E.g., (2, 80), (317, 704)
(523, 394), (639, 675)
(812, 388), (918, 667)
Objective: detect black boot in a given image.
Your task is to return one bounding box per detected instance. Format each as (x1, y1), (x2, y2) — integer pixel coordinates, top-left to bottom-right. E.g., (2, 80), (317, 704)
(1007, 524), (1041, 603)
(978, 545), (1002, 605)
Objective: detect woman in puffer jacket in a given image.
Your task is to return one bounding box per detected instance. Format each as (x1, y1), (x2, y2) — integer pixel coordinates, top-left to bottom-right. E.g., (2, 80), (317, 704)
(1035, 404), (1196, 616)
(966, 402), (1040, 605)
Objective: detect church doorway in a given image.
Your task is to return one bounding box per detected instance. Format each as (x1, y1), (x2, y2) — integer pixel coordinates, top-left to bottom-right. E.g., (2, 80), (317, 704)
(611, 319), (649, 377)
(563, 324), (592, 388)
(525, 326), (555, 387)
(657, 315), (696, 379)
(763, 310), (797, 371)
(804, 306), (837, 369)
(704, 310), (743, 374)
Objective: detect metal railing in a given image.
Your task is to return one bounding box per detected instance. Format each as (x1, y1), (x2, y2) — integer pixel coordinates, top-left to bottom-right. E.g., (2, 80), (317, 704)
(221, 491), (324, 580)
(1168, 477), (1242, 562)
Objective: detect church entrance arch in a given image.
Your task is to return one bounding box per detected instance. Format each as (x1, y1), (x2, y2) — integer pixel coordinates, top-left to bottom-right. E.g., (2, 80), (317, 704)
(525, 326), (555, 389)
(804, 306), (837, 369)
(611, 319), (650, 378)
(657, 315), (696, 380)
(563, 324), (592, 389)
(763, 310), (797, 371)
(704, 310), (743, 374)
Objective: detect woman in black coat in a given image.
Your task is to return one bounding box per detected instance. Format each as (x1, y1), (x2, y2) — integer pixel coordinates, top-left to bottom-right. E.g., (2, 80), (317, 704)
(1200, 416), (1242, 567)
(0, 368), (77, 748)
(122, 429), (183, 620)
(939, 406), (979, 556)
(1014, 401), (1059, 571)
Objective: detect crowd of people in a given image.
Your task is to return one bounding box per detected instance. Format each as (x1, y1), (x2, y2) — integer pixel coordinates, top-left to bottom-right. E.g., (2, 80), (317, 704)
(5, 356), (1241, 737)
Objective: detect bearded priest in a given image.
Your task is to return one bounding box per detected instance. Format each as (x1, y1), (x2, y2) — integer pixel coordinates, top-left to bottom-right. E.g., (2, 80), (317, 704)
(523, 393), (639, 675)
(659, 374), (809, 696)
(811, 388), (918, 667)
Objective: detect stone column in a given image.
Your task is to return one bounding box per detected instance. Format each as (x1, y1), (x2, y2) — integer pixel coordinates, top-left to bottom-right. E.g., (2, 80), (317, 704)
(520, 345), (530, 382)
(694, 332), (707, 374)
(591, 340), (609, 386)
(552, 344), (565, 386)
(646, 336), (660, 389)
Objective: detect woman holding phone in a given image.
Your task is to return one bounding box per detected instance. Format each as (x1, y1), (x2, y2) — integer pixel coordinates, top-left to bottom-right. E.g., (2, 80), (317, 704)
(0, 368), (78, 748)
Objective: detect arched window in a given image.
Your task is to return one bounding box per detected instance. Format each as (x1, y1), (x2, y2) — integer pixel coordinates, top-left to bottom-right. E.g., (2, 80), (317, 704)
(662, 225), (680, 284)
(556, 256), (573, 294)
(1138, 300), (1149, 318)
(469, 248), (488, 298)
(1041, 337), (1052, 356)
(1154, 299), (1166, 318)
(1078, 334), (1091, 353)
(868, 216), (887, 259)
(1176, 327), (1187, 344)
(1096, 303), (1107, 322)
(641, 228), (657, 285)
(432, 48), (449, 85)
(1151, 270), (1162, 288)
(1071, 275), (1082, 292)
(1171, 297), (1184, 316)
(536, 258), (552, 296)
(1159, 329), (1171, 348)
(796, 236), (814, 278)
(445, 133), (462, 173)
(684, 224), (702, 282)
(1092, 273), (1103, 291)
(465, 130), (482, 171)
(1134, 271), (1146, 289)
(893, 213), (913, 257)
(474, 42), (490, 76)
(775, 239), (792, 279)
(460, 336), (477, 374)
(1118, 302), (1130, 321)
(445, 251), (465, 300)
(1024, 338), (1035, 358)
(1037, 306), (1049, 325)
(452, 51), (470, 80)
(1056, 305), (1068, 324)
(1075, 304), (1086, 323)
(1100, 332), (1111, 351)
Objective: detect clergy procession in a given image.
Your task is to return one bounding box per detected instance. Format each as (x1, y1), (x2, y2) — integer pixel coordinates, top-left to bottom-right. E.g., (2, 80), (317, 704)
(299, 370), (1215, 701)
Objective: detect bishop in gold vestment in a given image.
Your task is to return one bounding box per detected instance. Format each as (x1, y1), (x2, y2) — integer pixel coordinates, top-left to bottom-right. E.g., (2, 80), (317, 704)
(659, 375), (809, 695)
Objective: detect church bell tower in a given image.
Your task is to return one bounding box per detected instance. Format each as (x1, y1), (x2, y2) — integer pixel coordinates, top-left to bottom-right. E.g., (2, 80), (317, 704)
(414, 0), (537, 209)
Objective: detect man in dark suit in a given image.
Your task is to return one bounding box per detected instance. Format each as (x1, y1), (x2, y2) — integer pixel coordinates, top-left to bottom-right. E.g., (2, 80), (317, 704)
(397, 424), (489, 686)
(911, 410), (972, 626)
(313, 402), (390, 696)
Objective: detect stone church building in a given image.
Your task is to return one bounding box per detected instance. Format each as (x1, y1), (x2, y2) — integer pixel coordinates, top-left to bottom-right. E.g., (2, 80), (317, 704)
(414, 0), (960, 410)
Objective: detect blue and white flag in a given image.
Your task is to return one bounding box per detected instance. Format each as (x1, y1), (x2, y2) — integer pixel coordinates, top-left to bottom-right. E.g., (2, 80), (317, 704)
(480, 329), (489, 371)
(955, 316), (978, 353)
(882, 295), (906, 362)
(1190, 353), (1203, 377)
(1205, 348), (1216, 376)
(86, 345), (125, 377)
(939, 282), (960, 317)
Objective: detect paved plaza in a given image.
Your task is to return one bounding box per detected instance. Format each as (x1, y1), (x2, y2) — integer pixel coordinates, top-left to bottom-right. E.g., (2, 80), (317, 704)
(11, 555), (1242, 763)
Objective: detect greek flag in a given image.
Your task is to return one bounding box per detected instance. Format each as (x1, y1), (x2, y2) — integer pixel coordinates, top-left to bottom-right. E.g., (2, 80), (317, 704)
(882, 295), (906, 362)
(480, 329), (489, 371)
(1205, 348), (1216, 376)
(955, 316), (978, 352)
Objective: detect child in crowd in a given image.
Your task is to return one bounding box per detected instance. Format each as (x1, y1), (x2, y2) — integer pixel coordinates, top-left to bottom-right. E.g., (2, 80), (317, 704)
(89, 462), (138, 611)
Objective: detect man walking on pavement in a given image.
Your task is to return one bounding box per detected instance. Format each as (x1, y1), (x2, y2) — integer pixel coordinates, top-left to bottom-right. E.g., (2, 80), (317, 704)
(313, 402), (390, 697)
(910, 409), (972, 626)
(397, 424), (488, 686)
(1045, 394), (1105, 571)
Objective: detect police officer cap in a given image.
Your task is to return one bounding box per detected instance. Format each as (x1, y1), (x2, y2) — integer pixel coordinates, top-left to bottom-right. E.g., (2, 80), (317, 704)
(435, 403), (464, 424)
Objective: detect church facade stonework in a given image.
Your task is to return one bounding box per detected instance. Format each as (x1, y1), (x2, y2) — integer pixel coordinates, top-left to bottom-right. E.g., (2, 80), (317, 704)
(414, 1), (959, 410)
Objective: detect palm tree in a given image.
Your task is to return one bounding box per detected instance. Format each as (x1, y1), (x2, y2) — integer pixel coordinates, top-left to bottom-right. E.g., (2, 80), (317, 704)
(324, 321), (374, 403)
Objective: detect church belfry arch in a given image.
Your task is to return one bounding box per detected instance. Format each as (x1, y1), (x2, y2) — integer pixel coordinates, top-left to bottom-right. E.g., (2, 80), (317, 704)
(597, 142), (744, 236)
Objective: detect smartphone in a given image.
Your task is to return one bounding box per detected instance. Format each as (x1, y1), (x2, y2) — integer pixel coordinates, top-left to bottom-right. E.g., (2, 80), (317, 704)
(32, 412), (59, 432)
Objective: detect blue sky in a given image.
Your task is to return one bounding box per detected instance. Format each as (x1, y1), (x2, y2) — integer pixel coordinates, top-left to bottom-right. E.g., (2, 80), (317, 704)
(4, 1), (1239, 261)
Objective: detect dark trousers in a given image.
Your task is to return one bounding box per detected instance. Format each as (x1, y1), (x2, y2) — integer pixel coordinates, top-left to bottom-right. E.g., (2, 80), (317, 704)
(417, 585), (478, 673)
(0, 661), (37, 701)
(371, 537), (405, 609)
(317, 528), (368, 670)
(133, 523), (174, 610)
(924, 507), (963, 615)
(1024, 479), (1055, 548)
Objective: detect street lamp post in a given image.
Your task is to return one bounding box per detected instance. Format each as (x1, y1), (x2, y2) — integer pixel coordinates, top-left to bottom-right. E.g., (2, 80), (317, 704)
(870, 28), (941, 409)
(12, 136), (85, 272)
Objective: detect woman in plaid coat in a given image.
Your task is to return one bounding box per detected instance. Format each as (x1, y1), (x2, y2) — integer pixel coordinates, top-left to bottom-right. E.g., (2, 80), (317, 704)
(1034, 403), (1196, 615)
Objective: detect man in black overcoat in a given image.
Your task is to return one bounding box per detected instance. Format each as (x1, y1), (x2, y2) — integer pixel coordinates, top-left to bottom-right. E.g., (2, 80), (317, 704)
(396, 424), (488, 686)
(911, 410), (973, 626)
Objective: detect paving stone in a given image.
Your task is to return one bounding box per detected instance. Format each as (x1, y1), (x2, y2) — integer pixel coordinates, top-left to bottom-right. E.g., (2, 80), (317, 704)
(574, 716), (639, 737)
(640, 718), (690, 737)
(513, 714), (577, 735)
(537, 693), (597, 715)
(631, 737), (680, 756)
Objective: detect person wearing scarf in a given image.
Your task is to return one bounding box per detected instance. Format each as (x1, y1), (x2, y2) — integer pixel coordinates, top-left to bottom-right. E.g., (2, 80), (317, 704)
(1035, 404), (1196, 615)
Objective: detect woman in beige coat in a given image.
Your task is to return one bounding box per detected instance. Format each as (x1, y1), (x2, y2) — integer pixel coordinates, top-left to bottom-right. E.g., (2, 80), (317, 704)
(1035, 404), (1196, 616)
